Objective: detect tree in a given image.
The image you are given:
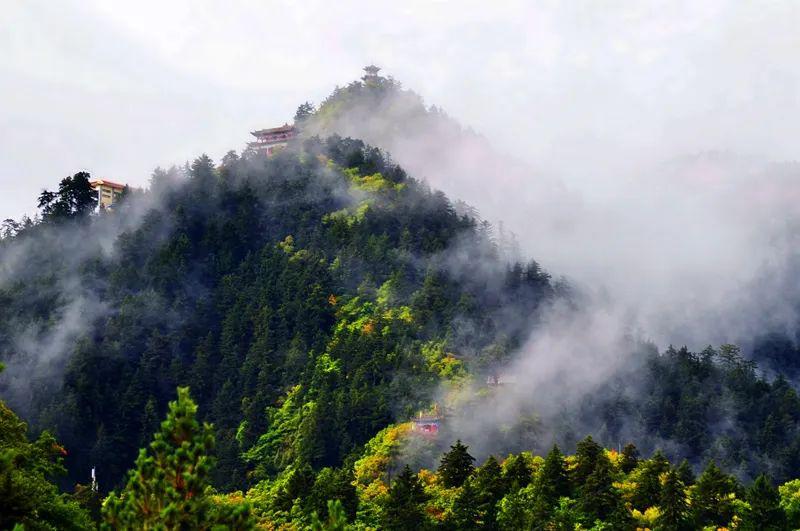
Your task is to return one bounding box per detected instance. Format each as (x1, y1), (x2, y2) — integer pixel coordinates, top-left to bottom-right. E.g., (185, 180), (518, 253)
(502, 453), (532, 492)
(102, 387), (252, 530)
(382, 465), (428, 530)
(572, 436), (603, 488)
(532, 445), (570, 523)
(1, 360), (91, 529)
(438, 440), (475, 488)
(474, 456), (506, 529)
(632, 451), (670, 510)
(689, 461), (740, 528)
(0, 387), (93, 530)
(656, 469), (690, 531)
(743, 474), (785, 531)
(450, 478), (481, 530)
(620, 442), (639, 473)
(295, 101), (316, 125)
(310, 499), (349, 531)
(577, 452), (625, 524)
(38, 171), (98, 221)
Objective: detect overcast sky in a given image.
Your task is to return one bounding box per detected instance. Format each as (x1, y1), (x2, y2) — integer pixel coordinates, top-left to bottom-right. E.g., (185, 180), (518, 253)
(2, 0), (799, 221)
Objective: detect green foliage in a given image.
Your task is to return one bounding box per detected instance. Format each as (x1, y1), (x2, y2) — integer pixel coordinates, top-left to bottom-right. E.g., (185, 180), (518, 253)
(689, 461), (741, 528)
(102, 387), (252, 530)
(656, 469), (690, 531)
(383, 465), (428, 530)
(437, 439), (475, 488)
(37, 171), (98, 221)
(743, 474), (785, 530)
(0, 400), (93, 530)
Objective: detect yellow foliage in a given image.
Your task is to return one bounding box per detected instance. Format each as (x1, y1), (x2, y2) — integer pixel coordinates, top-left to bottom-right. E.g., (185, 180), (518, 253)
(328, 294), (338, 306)
(278, 235), (294, 253)
(632, 505), (661, 528)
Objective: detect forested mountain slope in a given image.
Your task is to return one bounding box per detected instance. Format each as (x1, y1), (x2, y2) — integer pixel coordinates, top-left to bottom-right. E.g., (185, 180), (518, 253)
(0, 136), (554, 491)
(2, 74), (800, 529)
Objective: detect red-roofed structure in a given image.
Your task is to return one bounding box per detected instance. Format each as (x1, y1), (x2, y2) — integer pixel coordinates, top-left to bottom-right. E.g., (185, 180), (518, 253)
(248, 123), (297, 156)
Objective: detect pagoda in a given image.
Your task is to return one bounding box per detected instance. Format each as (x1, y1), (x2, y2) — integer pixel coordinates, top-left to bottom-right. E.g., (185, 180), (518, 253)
(248, 123), (296, 156)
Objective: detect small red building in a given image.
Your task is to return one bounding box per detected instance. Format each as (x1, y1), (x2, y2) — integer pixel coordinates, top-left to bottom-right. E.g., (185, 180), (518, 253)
(248, 123), (297, 156)
(411, 412), (441, 437)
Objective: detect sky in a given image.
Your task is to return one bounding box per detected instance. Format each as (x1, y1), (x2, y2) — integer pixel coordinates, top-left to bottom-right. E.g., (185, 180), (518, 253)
(3, 0), (800, 222)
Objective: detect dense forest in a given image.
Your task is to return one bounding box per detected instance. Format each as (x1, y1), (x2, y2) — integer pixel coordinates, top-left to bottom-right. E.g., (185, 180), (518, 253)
(3, 71), (800, 529)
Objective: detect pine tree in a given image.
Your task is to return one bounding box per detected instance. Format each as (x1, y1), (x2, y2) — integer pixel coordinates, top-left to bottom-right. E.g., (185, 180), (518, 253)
(474, 456), (506, 529)
(743, 474), (785, 531)
(382, 465), (428, 530)
(532, 445), (570, 524)
(102, 387), (252, 530)
(656, 469), (689, 531)
(502, 453), (532, 492)
(632, 450), (670, 510)
(438, 439), (475, 488)
(572, 436), (603, 488)
(578, 453), (624, 523)
(675, 459), (695, 486)
(310, 499), (349, 531)
(450, 478), (481, 530)
(620, 442), (639, 473)
(689, 461), (740, 529)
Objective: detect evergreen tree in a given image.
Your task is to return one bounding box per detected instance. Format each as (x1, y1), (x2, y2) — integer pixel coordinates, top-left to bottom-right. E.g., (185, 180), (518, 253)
(502, 453), (532, 492)
(532, 445), (570, 523)
(620, 442), (639, 473)
(632, 450), (670, 510)
(102, 387), (252, 530)
(689, 461), (740, 528)
(450, 478), (481, 530)
(577, 453), (623, 524)
(382, 465), (428, 530)
(675, 459), (695, 486)
(438, 440), (475, 488)
(474, 455), (506, 529)
(310, 499), (349, 531)
(656, 469), (690, 531)
(572, 436), (603, 488)
(743, 474), (785, 531)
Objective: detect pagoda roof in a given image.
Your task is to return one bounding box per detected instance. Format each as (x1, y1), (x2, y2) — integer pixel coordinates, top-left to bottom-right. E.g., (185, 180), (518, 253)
(90, 179), (126, 190)
(251, 123), (295, 136)
(412, 415), (441, 423)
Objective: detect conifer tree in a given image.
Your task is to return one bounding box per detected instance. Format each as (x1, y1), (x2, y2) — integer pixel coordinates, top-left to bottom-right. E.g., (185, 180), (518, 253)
(675, 459), (695, 486)
(743, 474), (786, 531)
(382, 465), (428, 530)
(438, 439), (475, 488)
(310, 499), (349, 531)
(102, 387), (252, 530)
(474, 456), (506, 529)
(689, 461), (740, 528)
(451, 478), (481, 530)
(572, 436), (603, 488)
(656, 469), (689, 531)
(620, 442), (639, 473)
(502, 453), (532, 492)
(632, 450), (670, 510)
(532, 445), (571, 523)
(577, 453), (624, 524)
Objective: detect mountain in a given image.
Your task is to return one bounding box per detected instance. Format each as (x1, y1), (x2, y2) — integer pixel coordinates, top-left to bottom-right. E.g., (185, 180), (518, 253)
(2, 72), (800, 528)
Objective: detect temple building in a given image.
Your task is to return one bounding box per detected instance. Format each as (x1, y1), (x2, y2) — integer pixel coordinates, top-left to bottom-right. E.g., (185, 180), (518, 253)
(411, 408), (442, 437)
(248, 123), (297, 156)
(90, 179), (126, 209)
(362, 64), (381, 82)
